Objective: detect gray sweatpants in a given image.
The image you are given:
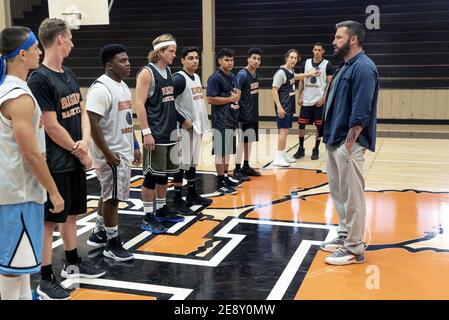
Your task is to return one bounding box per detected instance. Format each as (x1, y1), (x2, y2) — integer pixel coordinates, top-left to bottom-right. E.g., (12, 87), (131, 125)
(326, 142), (366, 255)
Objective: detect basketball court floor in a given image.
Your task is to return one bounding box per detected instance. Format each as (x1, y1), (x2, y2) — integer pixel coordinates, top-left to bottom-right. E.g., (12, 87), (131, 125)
(30, 124), (449, 300)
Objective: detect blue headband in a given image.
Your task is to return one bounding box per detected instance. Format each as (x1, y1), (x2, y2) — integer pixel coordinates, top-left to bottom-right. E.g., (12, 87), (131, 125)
(0, 31), (38, 85)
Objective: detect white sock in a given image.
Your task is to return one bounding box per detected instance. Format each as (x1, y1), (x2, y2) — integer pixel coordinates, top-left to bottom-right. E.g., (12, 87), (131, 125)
(0, 275), (22, 300)
(155, 198), (166, 211)
(105, 226), (119, 240)
(19, 274), (32, 300)
(94, 214), (105, 233)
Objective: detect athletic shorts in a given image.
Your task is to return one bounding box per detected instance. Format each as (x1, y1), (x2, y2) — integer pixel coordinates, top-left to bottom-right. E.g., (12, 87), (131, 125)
(0, 202), (44, 275)
(212, 128), (236, 156)
(276, 114), (294, 129)
(179, 128), (202, 171)
(45, 167), (87, 223)
(96, 157), (131, 202)
(143, 143), (180, 176)
(298, 105), (323, 126)
(237, 122), (259, 143)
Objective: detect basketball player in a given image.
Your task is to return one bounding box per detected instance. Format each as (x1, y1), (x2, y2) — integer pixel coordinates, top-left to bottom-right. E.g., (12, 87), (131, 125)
(0, 26), (64, 300)
(272, 49), (319, 167)
(135, 34), (185, 235)
(85, 44), (142, 261)
(172, 47), (212, 214)
(232, 47), (263, 181)
(294, 43), (334, 160)
(206, 48), (242, 195)
(28, 18), (105, 300)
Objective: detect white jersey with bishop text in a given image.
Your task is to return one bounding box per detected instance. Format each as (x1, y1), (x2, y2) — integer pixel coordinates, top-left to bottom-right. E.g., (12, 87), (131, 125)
(303, 58), (329, 106)
(174, 71), (210, 134)
(0, 75), (46, 205)
(86, 74), (134, 168)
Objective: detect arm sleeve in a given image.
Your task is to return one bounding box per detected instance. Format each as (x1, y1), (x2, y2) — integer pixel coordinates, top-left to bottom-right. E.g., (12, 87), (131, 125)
(349, 65), (378, 128)
(272, 70), (286, 88)
(172, 73), (186, 98)
(27, 73), (57, 112)
(235, 70), (248, 90)
(85, 84), (112, 117)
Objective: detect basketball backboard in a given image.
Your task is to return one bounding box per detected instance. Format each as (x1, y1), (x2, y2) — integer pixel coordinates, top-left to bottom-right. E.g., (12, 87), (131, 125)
(48, 0), (109, 29)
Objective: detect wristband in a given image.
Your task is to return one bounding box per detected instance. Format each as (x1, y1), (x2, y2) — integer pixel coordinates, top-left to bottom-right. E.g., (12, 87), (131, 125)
(142, 128), (152, 136)
(134, 140), (140, 149)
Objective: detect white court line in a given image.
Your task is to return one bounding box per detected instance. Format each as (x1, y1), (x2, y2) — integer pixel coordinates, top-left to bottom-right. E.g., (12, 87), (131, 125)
(267, 240), (321, 300)
(61, 278), (192, 300)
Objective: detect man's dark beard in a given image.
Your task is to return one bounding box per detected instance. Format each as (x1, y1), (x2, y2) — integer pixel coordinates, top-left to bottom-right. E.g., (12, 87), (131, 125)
(334, 40), (350, 59)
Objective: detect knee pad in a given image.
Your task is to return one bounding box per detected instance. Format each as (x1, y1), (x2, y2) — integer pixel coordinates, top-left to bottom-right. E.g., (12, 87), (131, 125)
(186, 166), (196, 180)
(143, 173), (157, 189)
(298, 123), (306, 130)
(156, 175), (168, 185)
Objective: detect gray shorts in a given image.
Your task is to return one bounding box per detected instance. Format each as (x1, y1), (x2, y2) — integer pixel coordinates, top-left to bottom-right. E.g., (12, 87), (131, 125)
(96, 160), (131, 201)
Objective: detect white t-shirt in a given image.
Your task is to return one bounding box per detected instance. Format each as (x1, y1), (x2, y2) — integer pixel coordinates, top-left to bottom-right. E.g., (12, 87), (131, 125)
(86, 74), (134, 168)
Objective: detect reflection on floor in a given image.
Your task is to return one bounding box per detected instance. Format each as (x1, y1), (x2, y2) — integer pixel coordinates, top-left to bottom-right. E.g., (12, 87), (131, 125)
(31, 134), (449, 300)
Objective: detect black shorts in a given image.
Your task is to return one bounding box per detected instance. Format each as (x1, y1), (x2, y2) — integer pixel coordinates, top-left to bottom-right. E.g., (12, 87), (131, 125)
(45, 167), (87, 223)
(237, 122), (259, 143)
(212, 128), (236, 156)
(298, 105), (323, 126)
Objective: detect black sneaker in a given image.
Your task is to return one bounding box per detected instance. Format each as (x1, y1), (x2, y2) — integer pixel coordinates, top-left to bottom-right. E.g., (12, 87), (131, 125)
(87, 229), (107, 247)
(141, 215), (168, 234)
(311, 148), (319, 160)
(217, 181), (237, 195)
(293, 147), (305, 159)
(155, 205), (185, 223)
(103, 236), (134, 262)
(173, 198), (194, 215)
(241, 166), (261, 177)
(37, 279), (70, 300)
(225, 177), (242, 188)
(61, 259), (106, 279)
(186, 192), (213, 207)
(232, 169), (251, 181)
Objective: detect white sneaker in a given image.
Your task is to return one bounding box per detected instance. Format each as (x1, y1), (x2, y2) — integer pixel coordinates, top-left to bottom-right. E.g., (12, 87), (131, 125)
(283, 151), (297, 163)
(272, 153), (290, 167)
(325, 247), (365, 266)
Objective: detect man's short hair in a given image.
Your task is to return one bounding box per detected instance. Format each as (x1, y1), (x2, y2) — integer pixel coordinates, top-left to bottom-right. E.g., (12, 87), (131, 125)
(38, 18), (68, 48)
(335, 20), (365, 46)
(217, 48), (235, 61)
(100, 44), (127, 68)
(181, 46), (199, 59)
(314, 42), (325, 50)
(247, 47), (263, 58)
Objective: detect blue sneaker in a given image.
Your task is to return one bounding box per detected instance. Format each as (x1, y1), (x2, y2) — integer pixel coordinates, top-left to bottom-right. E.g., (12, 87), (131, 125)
(141, 216), (168, 234)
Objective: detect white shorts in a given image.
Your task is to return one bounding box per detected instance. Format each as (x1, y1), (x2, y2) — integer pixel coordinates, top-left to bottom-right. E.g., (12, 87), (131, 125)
(178, 128), (202, 171)
(96, 159), (131, 201)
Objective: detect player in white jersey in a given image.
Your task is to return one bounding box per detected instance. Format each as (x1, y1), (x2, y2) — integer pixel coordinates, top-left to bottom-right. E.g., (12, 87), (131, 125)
(172, 47), (212, 214)
(294, 43), (334, 160)
(0, 26), (63, 300)
(86, 44), (142, 261)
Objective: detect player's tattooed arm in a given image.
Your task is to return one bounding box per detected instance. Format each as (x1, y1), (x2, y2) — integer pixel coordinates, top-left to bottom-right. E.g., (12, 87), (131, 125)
(344, 125), (363, 154)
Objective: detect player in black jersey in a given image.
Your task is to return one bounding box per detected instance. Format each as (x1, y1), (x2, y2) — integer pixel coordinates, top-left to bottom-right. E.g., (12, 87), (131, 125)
(135, 34), (185, 234)
(233, 47), (263, 181)
(206, 48), (241, 195)
(28, 18), (105, 300)
(271, 49), (319, 167)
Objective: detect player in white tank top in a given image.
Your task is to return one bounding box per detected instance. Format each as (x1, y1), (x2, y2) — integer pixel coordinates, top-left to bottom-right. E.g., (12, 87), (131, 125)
(295, 43), (334, 161)
(0, 27), (63, 300)
(172, 47), (212, 214)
